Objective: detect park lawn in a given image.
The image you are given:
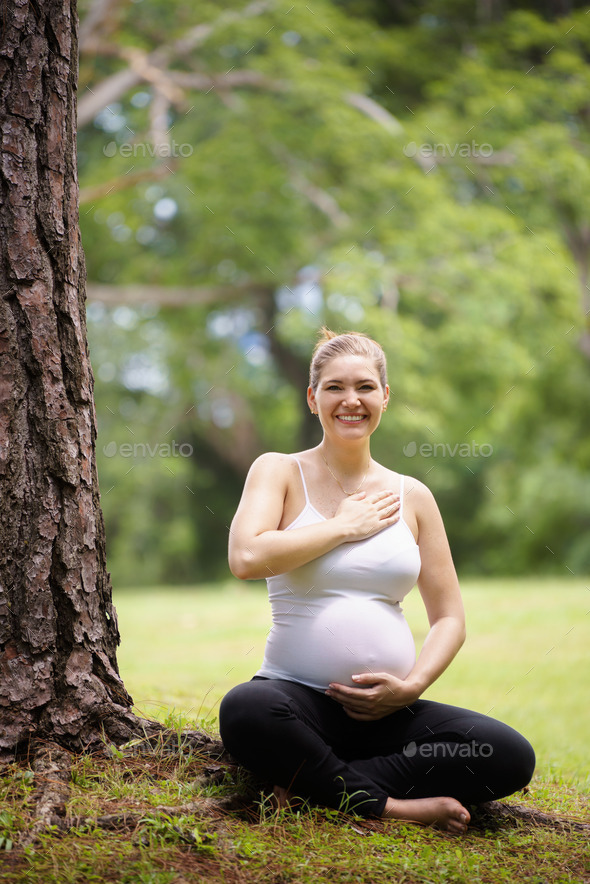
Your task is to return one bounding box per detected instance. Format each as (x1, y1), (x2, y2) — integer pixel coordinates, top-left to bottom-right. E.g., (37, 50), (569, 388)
(0, 577), (588, 884)
(114, 576), (590, 786)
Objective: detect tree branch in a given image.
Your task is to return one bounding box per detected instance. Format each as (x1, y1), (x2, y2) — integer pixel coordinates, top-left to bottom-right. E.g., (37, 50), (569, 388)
(78, 0), (274, 127)
(79, 0), (123, 54)
(345, 91), (404, 134)
(86, 282), (272, 307)
(122, 48), (185, 107)
(267, 142), (350, 228)
(79, 68), (145, 128)
(168, 69), (284, 92)
(287, 167), (350, 228)
(79, 163), (176, 205)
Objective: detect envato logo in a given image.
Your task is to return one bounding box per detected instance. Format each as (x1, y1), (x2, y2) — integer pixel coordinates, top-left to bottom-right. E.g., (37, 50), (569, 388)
(403, 740), (493, 759)
(403, 441), (493, 458)
(103, 141), (194, 158)
(403, 140), (493, 159)
(102, 441), (193, 458)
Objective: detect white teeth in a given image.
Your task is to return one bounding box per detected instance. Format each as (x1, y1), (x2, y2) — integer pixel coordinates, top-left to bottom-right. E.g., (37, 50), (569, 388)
(338, 415), (365, 422)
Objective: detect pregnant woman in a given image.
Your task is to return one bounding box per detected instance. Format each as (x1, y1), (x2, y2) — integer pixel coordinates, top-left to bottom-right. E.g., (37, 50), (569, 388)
(219, 328), (535, 834)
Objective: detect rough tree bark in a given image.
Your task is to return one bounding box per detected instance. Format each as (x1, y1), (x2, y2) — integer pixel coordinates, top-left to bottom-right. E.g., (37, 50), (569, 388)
(0, 0), (173, 753)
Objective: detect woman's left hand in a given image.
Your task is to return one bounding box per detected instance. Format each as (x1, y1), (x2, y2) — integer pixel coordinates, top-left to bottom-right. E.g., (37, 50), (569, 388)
(325, 672), (422, 720)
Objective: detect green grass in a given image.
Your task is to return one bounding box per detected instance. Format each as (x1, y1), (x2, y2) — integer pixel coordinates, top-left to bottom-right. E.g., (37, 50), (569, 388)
(0, 741), (587, 884)
(0, 578), (588, 883)
(114, 576), (590, 785)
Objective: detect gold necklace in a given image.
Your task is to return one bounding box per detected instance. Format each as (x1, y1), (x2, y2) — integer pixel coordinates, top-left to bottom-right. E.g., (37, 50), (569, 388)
(320, 450), (370, 496)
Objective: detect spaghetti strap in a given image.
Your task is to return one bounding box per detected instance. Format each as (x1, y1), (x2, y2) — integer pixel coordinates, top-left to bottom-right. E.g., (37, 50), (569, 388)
(399, 474), (405, 518)
(292, 457), (311, 505)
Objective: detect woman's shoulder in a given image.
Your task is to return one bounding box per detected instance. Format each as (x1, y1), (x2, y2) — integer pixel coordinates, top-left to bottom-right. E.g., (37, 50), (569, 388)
(379, 468), (438, 506)
(400, 473), (433, 496)
(399, 474), (445, 529)
(246, 451), (303, 482)
(252, 448), (319, 467)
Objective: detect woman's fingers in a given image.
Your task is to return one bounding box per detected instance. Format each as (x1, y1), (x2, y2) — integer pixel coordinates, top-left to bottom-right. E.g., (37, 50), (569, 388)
(373, 491), (400, 507)
(336, 489), (401, 539)
(375, 493), (400, 520)
(373, 489), (397, 502)
(328, 684), (378, 710)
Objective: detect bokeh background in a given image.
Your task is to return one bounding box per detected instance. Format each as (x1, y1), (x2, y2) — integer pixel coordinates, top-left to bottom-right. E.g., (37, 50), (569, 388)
(78, 1), (590, 778)
(79, 0), (590, 588)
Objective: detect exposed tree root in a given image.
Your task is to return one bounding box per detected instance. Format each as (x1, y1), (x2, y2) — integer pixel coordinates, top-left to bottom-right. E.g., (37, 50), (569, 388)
(12, 706), (229, 761)
(97, 709), (229, 762)
(17, 722), (237, 848)
(472, 800), (590, 833)
(50, 794), (249, 835)
(21, 741), (73, 848)
(116, 728), (229, 762)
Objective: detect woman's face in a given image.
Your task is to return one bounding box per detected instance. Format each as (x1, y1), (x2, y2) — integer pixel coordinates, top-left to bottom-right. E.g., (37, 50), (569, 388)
(307, 354), (389, 441)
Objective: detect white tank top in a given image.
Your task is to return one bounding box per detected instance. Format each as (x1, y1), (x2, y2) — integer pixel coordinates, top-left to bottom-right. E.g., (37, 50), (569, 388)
(256, 458), (422, 691)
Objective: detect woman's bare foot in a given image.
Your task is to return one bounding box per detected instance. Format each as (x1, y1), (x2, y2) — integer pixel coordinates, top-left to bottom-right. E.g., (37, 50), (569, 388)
(382, 796), (470, 834)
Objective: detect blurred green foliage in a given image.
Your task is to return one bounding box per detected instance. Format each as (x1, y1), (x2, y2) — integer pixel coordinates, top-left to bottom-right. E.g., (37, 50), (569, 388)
(79, 0), (590, 586)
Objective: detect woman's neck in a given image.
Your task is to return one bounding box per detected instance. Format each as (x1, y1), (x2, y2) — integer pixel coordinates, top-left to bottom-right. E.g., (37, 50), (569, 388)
(317, 439), (372, 475)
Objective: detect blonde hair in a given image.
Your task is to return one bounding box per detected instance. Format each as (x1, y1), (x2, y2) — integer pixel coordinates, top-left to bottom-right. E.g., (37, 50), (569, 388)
(309, 327), (387, 392)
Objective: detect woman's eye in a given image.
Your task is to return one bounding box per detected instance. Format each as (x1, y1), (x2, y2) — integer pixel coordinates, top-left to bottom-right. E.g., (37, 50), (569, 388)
(324, 384), (375, 391)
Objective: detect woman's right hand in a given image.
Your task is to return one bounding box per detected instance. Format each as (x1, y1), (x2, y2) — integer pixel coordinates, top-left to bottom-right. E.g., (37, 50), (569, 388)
(229, 454), (402, 579)
(334, 490), (400, 541)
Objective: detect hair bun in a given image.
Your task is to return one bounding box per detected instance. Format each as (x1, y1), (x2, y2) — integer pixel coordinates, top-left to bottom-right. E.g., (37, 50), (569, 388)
(316, 326), (338, 344)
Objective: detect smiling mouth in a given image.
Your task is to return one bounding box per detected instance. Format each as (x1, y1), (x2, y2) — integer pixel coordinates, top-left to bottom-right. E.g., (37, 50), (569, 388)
(336, 415), (367, 423)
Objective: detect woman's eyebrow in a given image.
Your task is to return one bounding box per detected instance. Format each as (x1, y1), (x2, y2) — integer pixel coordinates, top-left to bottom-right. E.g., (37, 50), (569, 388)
(323, 378), (376, 384)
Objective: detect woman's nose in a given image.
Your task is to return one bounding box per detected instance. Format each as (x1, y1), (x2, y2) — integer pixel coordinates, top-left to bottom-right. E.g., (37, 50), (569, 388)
(342, 390), (360, 407)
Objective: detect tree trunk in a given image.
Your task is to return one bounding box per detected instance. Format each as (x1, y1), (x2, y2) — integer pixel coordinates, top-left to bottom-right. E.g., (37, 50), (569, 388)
(0, 0), (142, 752)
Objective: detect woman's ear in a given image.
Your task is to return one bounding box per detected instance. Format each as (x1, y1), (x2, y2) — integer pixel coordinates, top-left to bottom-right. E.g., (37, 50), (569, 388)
(307, 385), (317, 414)
(382, 384), (390, 411)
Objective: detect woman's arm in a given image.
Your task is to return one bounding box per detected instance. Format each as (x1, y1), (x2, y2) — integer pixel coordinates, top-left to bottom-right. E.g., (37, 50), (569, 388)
(400, 479), (466, 690)
(326, 480), (466, 720)
(228, 453), (400, 580)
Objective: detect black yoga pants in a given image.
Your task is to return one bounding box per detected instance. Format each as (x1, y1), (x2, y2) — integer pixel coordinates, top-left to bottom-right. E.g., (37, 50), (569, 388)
(219, 677), (535, 818)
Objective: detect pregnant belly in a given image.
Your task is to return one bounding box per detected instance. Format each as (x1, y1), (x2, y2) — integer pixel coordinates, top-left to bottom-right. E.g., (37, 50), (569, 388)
(263, 598), (416, 690)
